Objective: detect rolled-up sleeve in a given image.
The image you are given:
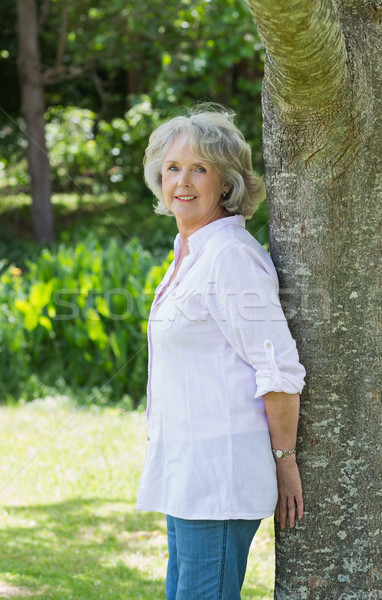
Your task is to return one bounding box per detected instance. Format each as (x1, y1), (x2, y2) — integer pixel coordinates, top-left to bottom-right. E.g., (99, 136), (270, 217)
(207, 242), (306, 397)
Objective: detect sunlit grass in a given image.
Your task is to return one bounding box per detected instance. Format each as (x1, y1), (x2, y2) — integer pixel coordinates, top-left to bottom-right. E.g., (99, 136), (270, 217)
(0, 399), (274, 599)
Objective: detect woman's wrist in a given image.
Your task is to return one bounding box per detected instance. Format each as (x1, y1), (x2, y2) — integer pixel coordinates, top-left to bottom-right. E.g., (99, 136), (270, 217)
(275, 456), (300, 479)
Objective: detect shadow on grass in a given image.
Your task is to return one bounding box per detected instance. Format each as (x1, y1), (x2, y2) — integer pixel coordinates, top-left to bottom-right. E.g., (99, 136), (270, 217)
(0, 498), (167, 600)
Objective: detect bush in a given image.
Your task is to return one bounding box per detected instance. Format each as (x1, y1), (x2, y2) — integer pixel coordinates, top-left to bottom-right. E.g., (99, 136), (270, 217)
(0, 98), (162, 197)
(0, 235), (173, 406)
(95, 95), (162, 195)
(46, 106), (100, 188)
(44, 98), (161, 195)
(0, 300), (29, 400)
(0, 118), (29, 188)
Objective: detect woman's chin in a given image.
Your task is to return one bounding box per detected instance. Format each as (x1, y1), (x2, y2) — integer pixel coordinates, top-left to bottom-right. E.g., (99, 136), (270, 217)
(171, 201), (198, 217)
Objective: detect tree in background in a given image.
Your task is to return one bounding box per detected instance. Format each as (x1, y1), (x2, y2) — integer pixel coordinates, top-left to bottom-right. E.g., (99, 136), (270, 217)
(16, 0), (53, 242)
(246, 0), (381, 597)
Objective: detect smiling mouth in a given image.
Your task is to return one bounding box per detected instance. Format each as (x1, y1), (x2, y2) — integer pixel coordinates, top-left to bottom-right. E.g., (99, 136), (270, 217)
(175, 195), (197, 202)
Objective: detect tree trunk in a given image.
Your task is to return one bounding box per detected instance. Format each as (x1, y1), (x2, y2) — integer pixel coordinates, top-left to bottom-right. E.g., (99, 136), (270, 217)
(16, 0), (53, 243)
(245, 1), (382, 598)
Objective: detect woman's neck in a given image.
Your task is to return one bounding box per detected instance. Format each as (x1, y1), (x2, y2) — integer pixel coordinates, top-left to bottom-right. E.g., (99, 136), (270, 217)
(176, 211), (226, 246)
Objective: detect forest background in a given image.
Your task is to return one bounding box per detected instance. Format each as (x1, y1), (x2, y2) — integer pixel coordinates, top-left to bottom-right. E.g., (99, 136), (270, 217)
(0, 0), (269, 406)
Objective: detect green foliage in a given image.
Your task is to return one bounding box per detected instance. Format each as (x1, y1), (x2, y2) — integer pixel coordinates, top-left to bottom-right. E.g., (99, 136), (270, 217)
(94, 96), (162, 193)
(45, 106), (99, 188)
(0, 273), (29, 400)
(50, 191), (179, 260)
(0, 235), (173, 405)
(0, 118), (29, 188)
(36, 0), (264, 120)
(44, 100), (161, 194)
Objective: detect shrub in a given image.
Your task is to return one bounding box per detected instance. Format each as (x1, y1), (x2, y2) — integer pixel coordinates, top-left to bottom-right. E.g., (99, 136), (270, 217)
(44, 98), (161, 195)
(0, 235), (173, 406)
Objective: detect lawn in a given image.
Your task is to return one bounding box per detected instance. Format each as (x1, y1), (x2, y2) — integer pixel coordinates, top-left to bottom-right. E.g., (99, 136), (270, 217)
(0, 398), (275, 599)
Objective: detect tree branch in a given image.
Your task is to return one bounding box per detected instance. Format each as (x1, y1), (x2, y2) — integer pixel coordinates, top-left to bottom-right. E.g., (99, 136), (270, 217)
(38, 0), (50, 32)
(246, 0), (349, 115)
(87, 70), (108, 114)
(42, 64), (83, 85)
(55, 0), (69, 69)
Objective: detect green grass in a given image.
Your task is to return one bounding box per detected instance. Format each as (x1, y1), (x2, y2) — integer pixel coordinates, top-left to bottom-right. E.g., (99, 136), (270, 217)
(0, 399), (274, 599)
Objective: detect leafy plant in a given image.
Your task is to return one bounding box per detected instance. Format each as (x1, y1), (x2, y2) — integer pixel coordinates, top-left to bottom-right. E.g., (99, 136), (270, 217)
(0, 234), (174, 405)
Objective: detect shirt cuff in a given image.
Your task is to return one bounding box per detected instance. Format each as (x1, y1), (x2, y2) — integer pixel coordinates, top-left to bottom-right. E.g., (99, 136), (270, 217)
(254, 339), (306, 398)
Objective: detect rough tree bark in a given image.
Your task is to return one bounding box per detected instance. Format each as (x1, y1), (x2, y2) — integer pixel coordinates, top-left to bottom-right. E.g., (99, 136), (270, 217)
(245, 1), (381, 598)
(16, 0), (53, 243)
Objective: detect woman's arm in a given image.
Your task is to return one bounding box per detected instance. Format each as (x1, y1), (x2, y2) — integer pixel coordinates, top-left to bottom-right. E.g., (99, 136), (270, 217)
(263, 391), (304, 529)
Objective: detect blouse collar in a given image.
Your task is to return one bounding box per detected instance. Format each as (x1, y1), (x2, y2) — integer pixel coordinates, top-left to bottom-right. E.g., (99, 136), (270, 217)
(174, 215), (245, 257)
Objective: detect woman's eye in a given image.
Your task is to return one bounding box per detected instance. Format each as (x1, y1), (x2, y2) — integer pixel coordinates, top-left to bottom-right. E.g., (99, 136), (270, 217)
(166, 165), (206, 173)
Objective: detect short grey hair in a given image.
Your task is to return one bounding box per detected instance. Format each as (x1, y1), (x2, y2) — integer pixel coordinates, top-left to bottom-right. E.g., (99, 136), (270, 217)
(143, 105), (266, 219)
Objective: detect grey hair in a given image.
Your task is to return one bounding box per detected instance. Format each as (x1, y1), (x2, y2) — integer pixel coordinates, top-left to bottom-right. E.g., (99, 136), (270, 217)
(143, 104), (266, 219)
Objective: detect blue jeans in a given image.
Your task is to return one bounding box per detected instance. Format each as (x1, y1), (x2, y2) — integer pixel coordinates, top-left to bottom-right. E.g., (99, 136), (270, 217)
(166, 515), (261, 600)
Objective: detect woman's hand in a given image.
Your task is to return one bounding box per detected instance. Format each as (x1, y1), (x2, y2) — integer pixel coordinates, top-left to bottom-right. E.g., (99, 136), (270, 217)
(274, 456), (304, 529)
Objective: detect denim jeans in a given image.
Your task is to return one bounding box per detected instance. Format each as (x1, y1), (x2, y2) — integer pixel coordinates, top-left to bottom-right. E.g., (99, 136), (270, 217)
(166, 515), (261, 600)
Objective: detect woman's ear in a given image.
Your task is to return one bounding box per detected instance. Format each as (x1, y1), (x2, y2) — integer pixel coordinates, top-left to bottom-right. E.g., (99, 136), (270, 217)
(222, 183), (232, 196)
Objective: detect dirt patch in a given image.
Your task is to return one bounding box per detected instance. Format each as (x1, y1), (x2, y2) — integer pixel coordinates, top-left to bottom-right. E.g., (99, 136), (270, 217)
(0, 583), (33, 598)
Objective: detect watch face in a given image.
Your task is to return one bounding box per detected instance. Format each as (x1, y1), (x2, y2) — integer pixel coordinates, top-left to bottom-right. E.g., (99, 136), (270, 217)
(275, 450), (283, 459)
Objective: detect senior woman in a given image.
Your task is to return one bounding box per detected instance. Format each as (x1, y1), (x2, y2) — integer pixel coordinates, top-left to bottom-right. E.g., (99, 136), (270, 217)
(136, 105), (305, 600)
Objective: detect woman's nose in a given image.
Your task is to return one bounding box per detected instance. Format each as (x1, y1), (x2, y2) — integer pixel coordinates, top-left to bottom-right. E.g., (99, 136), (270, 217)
(177, 169), (191, 186)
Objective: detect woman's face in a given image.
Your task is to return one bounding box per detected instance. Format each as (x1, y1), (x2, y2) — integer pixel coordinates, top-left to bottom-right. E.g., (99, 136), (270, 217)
(161, 136), (230, 233)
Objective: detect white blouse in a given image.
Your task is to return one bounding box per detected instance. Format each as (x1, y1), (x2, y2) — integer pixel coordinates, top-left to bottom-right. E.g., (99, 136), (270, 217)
(136, 215), (306, 520)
